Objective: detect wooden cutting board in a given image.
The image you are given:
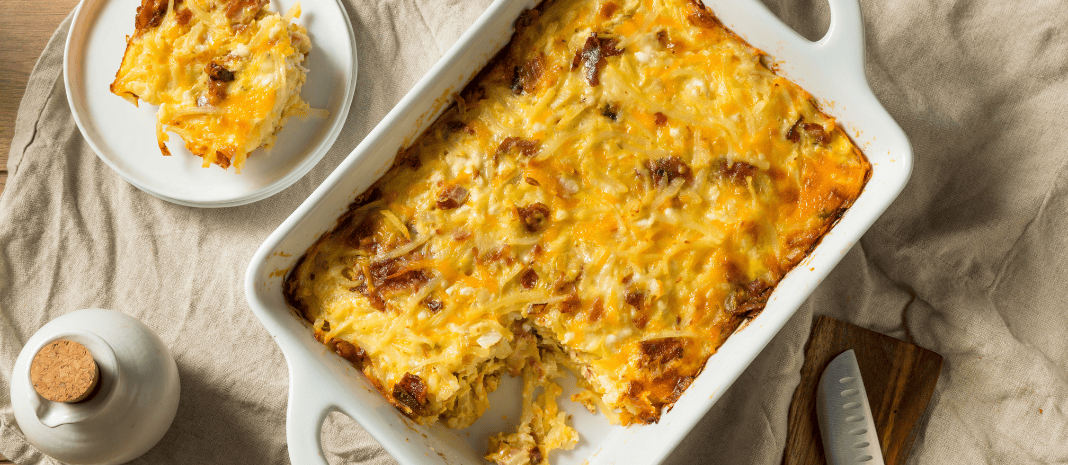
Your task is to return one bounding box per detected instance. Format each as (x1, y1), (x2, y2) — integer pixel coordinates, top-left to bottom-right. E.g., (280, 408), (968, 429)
(783, 316), (943, 465)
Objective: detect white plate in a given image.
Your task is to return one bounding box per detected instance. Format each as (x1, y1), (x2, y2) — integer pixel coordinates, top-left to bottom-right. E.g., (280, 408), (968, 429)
(246, 0), (913, 463)
(64, 0), (357, 207)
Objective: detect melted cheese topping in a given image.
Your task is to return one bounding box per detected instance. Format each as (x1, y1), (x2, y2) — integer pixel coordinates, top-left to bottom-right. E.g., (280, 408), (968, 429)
(287, 0), (869, 460)
(110, 0), (311, 171)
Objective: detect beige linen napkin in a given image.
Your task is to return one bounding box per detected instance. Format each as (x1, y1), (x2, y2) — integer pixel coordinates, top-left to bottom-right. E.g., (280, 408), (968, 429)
(3, 0), (1068, 464)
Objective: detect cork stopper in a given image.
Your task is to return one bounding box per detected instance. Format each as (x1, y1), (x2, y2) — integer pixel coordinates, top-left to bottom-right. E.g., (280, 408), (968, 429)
(30, 340), (100, 403)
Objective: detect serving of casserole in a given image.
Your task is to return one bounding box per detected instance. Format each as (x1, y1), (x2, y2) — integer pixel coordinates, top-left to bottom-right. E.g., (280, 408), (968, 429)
(245, 0), (911, 463)
(110, 0), (313, 172)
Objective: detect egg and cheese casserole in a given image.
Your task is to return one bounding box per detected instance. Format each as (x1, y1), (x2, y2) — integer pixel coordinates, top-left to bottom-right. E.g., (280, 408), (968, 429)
(285, 0), (870, 463)
(110, 0), (311, 172)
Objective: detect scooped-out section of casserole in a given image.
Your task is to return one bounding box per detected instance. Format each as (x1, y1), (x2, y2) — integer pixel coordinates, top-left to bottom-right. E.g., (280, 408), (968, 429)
(284, 0), (870, 463)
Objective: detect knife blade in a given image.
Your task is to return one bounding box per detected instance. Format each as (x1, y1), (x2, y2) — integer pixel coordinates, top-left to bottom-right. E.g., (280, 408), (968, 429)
(816, 349), (885, 465)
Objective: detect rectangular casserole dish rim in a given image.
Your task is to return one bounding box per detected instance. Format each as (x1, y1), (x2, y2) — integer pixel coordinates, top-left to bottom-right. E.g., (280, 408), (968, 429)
(244, 0), (913, 463)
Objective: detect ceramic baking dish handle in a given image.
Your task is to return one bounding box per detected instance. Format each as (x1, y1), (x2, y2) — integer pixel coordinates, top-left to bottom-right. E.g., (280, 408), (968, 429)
(287, 364), (334, 465)
(817, 0), (865, 79)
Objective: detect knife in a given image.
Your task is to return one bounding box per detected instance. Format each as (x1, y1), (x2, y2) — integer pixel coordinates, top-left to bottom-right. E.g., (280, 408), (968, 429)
(816, 349), (886, 465)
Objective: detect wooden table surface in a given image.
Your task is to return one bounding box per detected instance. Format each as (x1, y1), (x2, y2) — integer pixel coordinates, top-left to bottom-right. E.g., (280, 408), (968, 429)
(1, 1), (80, 460)
(1, 0), (79, 200)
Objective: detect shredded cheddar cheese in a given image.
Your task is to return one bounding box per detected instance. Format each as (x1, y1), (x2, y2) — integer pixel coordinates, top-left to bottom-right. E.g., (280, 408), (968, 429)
(110, 0), (312, 172)
(285, 0), (870, 463)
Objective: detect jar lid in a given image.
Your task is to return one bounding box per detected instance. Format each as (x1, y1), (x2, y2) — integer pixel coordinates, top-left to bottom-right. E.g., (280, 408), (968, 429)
(30, 340), (100, 403)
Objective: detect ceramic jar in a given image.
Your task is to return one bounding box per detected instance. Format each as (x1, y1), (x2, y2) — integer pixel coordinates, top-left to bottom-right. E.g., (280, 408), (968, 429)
(10, 308), (180, 465)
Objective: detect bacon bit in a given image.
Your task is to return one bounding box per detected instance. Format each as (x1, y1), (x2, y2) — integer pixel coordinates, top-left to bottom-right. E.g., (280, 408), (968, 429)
(621, 273), (634, 284)
(634, 314), (649, 329)
(393, 373), (429, 414)
(786, 118), (803, 142)
(555, 274), (580, 295)
(516, 204), (551, 233)
(214, 150), (232, 169)
(478, 245), (513, 265)
(369, 257), (416, 287)
(436, 185), (469, 210)
(524, 177), (540, 186)
(516, 139), (540, 156)
(376, 269), (429, 296)
(529, 446), (543, 465)
(600, 2), (620, 18)
(497, 137), (541, 157)
(513, 54), (546, 95)
(602, 102), (620, 121)
(717, 160), (759, 183)
(802, 122), (830, 144)
(320, 320), (331, 332)
(340, 215), (377, 251)
(520, 268), (539, 289)
(332, 340), (369, 369)
(422, 297), (443, 313)
(529, 303), (547, 315)
(497, 137), (518, 154)
(452, 229), (471, 241)
(687, 5), (720, 29)
(135, 0), (168, 31)
(395, 146), (421, 169)
(626, 287), (650, 328)
(639, 337), (685, 368)
(644, 157), (692, 188)
(352, 284), (387, 311)
(175, 8), (193, 26)
(625, 289), (645, 309)
(653, 112), (668, 125)
(656, 30), (675, 51)
(588, 298), (605, 322)
(785, 118), (829, 144)
(206, 62), (235, 82)
(226, 0), (267, 21)
(515, 8), (540, 28)
(360, 255), (431, 302)
(560, 296), (581, 314)
(369, 257), (403, 283)
(571, 33), (623, 86)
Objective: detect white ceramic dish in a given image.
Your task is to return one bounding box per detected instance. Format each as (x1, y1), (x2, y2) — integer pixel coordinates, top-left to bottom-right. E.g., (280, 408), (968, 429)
(245, 0), (912, 463)
(64, 0), (357, 208)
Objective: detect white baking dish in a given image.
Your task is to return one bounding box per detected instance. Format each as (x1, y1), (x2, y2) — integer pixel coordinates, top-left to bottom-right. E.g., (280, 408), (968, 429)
(244, 0), (912, 463)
